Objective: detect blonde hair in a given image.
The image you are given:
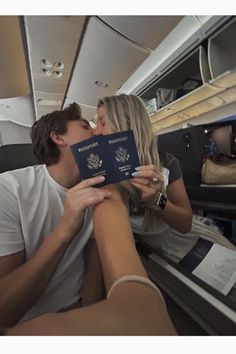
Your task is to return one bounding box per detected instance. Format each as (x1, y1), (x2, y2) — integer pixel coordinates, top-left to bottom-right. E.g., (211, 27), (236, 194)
(98, 94), (162, 231)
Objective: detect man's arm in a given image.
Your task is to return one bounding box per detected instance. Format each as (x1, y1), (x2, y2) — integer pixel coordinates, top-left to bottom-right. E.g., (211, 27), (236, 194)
(80, 239), (105, 306)
(0, 176), (111, 327)
(0, 226), (75, 327)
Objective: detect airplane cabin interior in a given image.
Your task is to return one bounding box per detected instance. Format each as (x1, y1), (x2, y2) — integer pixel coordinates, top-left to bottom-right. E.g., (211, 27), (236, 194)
(0, 15), (236, 335)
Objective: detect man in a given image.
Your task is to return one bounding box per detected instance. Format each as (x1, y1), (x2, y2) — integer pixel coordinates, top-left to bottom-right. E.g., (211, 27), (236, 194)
(0, 103), (111, 327)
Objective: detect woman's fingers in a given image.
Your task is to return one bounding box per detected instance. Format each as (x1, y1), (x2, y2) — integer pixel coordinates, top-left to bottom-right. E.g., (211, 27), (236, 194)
(132, 165), (162, 181)
(135, 164), (156, 171)
(130, 165), (164, 205)
(130, 179), (151, 193)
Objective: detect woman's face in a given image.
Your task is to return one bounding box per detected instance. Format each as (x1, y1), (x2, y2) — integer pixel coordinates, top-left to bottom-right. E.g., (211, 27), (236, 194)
(95, 105), (111, 135)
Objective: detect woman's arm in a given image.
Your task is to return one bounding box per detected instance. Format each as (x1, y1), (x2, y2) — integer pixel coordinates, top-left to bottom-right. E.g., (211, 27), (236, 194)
(6, 184), (176, 336)
(93, 184), (147, 292)
(154, 178), (192, 233)
(130, 164), (192, 233)
(80, 239), (105, 306)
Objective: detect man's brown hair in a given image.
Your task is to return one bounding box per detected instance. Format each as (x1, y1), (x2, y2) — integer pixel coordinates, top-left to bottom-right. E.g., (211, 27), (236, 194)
(31, 102), (82, 165)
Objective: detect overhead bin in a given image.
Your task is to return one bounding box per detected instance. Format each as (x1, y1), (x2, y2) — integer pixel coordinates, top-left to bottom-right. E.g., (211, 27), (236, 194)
(128, 16), (236, 131)
(118, 16), (204, 95)
(140, 45), (224, 130)
(139, 45), (211, 102)
(210, 68), (236, 89)
(99, 16), (183, 50)
(66, 16), (150, 111)
(0, 16), (31, 98)
(208, 17), (236, 79)
(151, 84), (236, 133)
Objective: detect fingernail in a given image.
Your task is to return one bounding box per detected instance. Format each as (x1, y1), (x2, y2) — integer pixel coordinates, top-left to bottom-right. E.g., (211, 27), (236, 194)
(131, 172), (138, 177)
(135, 166), (141, 171)
(99, 175), (105, 180)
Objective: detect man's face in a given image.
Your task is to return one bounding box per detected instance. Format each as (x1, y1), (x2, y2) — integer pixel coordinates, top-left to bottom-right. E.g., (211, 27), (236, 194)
(63, 119), (94, 145)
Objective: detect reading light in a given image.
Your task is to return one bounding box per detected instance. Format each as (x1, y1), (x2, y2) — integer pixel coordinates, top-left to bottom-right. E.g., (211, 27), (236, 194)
(41, 59), (64, 78)
(41, 59), (52, 67)
(94, 80), (109, 88)
(41, 68), (51, 76)
(53, 61), (64, 70)
(51, 71), (63, 78)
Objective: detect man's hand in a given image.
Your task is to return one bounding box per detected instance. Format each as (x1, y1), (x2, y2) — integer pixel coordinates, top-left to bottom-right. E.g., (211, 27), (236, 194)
(60, 175), (111, 241)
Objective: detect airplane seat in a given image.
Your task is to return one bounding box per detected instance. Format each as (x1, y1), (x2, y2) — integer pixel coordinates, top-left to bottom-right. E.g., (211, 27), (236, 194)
(0, 143), (39, 173)
(158, 125), (208, 189)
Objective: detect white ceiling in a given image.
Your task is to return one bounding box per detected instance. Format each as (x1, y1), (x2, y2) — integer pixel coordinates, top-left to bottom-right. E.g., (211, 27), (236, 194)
(66, 17), (150, 108)
(24, 16), (86, 120)
(0, 15), (184, 126)
(0, 14), (233, 133)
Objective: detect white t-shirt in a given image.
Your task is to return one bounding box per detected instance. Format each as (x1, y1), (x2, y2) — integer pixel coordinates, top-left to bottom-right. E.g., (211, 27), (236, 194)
(0, 165), (93, 323)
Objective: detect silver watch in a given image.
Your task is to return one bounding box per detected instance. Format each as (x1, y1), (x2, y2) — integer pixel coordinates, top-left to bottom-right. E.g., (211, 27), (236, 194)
(152, 192), (167, 210)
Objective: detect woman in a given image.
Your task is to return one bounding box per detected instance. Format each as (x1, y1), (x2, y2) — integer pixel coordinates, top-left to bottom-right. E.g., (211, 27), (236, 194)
(95, 94), (235, 262)
(4, 184), (176, 335)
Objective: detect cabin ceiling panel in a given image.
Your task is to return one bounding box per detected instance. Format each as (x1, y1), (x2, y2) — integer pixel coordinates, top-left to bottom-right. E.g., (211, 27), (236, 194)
(27, 36), (78, 78)
(24, 16), (86, 119)
(66, 16), (150, 107)
(0, 95), (35, 127)
(36, 106), (61, 119)
(32, 73), (71, 94)
(34, 91), (63, 103)
(99, 16), (183, 50)
(34, 91), (63, 118)
(0, 16), (31, 98)
(64, 98), (97, 122)
(25, 16), (86, 42)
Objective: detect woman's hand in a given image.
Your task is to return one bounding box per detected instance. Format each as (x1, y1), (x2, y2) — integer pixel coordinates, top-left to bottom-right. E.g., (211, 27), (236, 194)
(130, 165), (164, 206)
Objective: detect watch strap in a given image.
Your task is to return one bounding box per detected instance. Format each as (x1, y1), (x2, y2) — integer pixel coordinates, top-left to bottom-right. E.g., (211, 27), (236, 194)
(150, 192), (167, 210)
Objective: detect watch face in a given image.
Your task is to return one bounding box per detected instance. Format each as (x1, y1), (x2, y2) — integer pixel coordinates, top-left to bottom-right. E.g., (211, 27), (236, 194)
(159, 194), (167, 209)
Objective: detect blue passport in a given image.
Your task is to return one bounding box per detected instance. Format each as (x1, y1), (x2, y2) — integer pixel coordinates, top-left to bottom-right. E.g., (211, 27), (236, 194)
(70, 130), (140, 187)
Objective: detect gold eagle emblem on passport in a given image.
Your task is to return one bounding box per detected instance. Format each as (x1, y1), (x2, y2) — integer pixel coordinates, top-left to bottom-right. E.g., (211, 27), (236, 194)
(87, 154), (102, 169)
(115, 147), (130, 163)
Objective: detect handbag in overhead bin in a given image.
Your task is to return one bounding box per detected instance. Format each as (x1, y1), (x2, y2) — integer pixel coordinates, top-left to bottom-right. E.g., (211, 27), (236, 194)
(201, 153), (236, 185)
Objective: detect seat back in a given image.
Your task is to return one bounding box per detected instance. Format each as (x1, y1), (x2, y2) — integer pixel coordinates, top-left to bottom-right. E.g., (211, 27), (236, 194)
(0, 144), (38, 173)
